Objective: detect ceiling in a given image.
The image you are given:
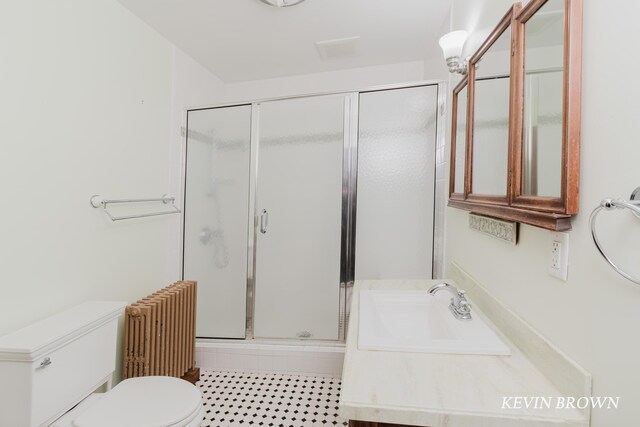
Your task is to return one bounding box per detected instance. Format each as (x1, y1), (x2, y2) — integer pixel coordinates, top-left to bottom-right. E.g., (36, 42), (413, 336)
(117, 0), (451, 82)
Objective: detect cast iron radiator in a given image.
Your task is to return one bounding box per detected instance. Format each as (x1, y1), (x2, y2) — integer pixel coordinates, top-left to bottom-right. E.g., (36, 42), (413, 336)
(123, 281), (199, 383)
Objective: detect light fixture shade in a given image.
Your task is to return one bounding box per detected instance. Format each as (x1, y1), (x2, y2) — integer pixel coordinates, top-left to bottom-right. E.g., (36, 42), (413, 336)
(438, 30), (468, 59)
(259, 0), (306, 7)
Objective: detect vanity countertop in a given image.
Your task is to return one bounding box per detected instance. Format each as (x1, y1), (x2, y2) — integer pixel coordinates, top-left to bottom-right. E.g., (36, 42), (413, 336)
(338, 279), (589, 427)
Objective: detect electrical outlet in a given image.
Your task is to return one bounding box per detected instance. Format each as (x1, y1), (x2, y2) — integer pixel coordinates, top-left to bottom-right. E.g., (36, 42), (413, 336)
(548, 232), (569, 281)
(551, 241), (561, 269)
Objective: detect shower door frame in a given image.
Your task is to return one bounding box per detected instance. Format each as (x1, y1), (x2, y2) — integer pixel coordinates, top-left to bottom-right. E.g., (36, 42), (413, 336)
(180, 80), (446, 343)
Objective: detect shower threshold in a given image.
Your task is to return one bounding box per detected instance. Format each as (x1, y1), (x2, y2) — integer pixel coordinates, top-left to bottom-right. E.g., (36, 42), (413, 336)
(196, 338), (345, 378)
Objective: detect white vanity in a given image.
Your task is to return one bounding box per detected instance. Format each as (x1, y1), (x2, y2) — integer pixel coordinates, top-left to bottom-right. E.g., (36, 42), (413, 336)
(339, 265), (591, 427)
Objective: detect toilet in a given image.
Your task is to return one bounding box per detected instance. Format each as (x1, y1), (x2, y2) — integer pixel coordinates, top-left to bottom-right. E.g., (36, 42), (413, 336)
(0, 301), (204, 427)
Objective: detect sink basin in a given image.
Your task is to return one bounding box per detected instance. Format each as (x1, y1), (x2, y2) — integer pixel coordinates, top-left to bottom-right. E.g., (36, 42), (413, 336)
(358, 290), (510, 356)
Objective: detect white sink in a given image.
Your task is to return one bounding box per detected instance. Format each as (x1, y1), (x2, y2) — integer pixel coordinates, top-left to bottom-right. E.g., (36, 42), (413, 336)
(358, 290), (510, 356)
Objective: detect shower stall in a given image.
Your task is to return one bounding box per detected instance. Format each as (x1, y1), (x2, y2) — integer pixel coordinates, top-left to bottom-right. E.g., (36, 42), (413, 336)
(182, 83), (441, 342)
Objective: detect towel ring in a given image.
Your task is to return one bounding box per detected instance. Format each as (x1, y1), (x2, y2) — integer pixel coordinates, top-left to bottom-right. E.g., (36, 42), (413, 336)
(632, 187), (640, 218)
(589, 187), (640, 285)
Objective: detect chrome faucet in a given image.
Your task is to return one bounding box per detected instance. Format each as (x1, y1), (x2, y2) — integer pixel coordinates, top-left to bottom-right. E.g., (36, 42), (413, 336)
(428, 282), (472, 321)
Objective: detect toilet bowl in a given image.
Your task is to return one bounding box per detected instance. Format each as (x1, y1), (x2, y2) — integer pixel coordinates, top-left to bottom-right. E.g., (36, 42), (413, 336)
(52, 376), (204, 427)
(0, 301), (204, 427)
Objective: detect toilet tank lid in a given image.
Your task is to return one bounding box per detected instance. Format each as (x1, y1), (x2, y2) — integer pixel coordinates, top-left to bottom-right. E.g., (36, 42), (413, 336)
(0, 301), (126, 362)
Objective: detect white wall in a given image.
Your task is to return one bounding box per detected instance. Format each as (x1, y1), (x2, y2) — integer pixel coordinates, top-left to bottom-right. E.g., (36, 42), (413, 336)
(209, 60), (428, 106)
(0, 0), (224, 345)
(445, 1), (640, 425)
(423, 9), (452, 83)
(0, 0), (175, 336)
(427, 9), (453, 280)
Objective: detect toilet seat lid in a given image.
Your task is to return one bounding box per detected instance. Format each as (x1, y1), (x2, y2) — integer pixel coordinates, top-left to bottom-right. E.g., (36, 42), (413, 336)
(73, 376), (202, 427)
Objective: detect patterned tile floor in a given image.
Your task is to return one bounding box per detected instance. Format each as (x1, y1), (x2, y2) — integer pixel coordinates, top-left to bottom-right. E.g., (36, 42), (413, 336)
(198, 371), (349, 427)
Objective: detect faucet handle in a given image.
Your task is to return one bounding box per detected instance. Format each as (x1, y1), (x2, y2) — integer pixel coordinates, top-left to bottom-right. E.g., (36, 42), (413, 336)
(458, 299), (472, 313)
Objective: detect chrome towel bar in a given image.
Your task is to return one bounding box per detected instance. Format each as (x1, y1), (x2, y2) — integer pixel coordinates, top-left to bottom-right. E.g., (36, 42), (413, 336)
(90, 194), (181, 221)
(590, 187), (640, 285)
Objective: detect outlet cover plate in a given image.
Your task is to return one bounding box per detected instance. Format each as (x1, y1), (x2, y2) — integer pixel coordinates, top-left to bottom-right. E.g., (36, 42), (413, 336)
(548, 232), (569, 281)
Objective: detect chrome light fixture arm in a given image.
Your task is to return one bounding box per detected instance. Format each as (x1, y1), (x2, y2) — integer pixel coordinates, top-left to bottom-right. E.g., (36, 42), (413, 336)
(445, 56), (468, 75)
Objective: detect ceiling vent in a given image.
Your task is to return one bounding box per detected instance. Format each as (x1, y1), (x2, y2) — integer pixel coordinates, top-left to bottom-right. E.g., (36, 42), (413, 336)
(315, 36), (360, 60)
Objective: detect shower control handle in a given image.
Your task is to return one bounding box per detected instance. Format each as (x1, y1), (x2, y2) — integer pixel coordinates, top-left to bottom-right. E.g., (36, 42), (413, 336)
(260, 209), (269, 234)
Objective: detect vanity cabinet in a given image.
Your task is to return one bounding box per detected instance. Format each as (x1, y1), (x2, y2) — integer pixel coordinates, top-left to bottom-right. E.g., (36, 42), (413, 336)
(448, 0), (583, 231)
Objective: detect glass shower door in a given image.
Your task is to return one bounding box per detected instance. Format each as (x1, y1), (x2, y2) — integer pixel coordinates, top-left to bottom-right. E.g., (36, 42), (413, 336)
(355, 86), (438, 279)
(253, 95), (349, 340)
(183, 105), (252, 339)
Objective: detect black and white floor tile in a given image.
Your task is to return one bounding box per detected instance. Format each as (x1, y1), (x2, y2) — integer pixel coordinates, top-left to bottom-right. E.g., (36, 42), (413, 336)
(198, 371), (349, 427)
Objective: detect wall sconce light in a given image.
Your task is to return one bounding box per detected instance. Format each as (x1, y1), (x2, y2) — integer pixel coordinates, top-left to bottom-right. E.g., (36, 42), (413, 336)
(439, 31), (469, 75)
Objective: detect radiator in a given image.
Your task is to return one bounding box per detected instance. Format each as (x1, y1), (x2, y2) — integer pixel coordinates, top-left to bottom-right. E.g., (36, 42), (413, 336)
(123, 281), (198, 381)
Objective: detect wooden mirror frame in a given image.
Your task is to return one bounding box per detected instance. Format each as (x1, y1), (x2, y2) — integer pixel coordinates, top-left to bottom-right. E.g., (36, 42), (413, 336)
(465, 3), (521, 207)
(448, 5), (526, 218)
(449, 76), (468, 201)
(511, 0), (583, 218)
(448, 0), (583, 231)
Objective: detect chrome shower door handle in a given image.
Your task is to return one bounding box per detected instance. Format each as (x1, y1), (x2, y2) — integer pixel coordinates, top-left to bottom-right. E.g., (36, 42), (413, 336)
(260, 209), (269, 234)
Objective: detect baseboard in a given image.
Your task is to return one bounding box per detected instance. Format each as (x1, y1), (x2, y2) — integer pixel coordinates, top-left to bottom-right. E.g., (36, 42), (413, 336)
(196, 341), (345, 377)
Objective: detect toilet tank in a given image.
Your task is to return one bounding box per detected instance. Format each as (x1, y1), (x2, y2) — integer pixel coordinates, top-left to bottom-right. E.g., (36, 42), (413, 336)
(0, 301), (126, 427)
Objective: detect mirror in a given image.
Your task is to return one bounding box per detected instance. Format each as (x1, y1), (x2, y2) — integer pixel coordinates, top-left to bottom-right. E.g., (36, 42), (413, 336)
(468, 7), (517, 200)
(448, 1), (582, 231)
(513, 0), (582, 216)
(521, 0), (564, 197)
(450, 78), (468, 197)
(472, 74), (510, 196)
